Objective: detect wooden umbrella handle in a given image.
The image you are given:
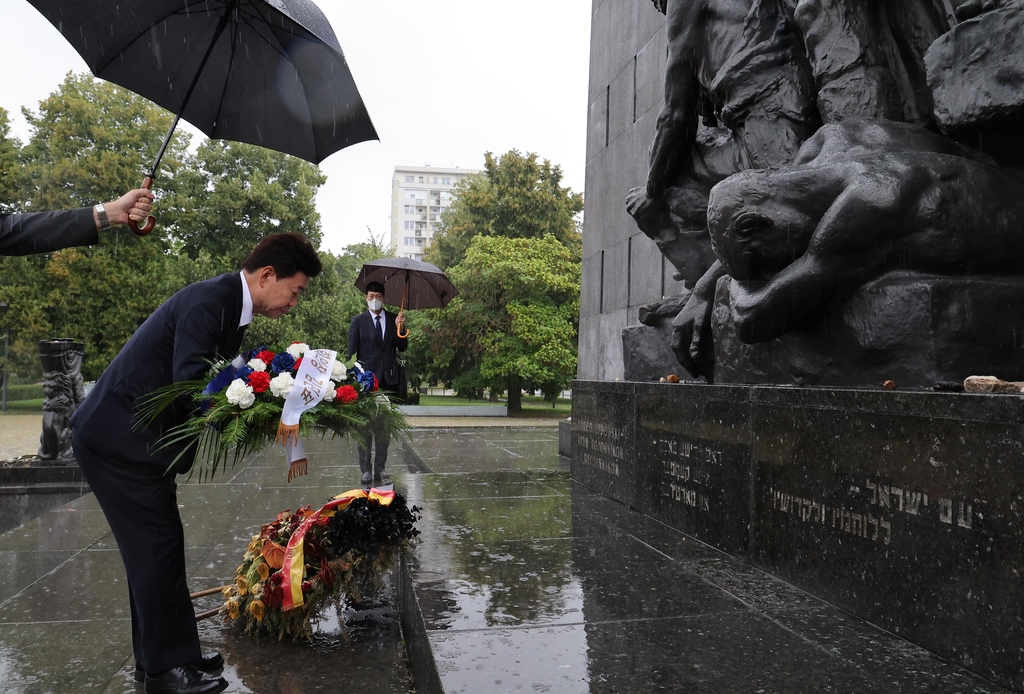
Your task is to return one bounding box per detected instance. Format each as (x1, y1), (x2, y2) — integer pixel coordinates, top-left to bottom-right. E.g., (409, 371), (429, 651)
(396, 281), (410, 338)
(127, 177), (157, 236)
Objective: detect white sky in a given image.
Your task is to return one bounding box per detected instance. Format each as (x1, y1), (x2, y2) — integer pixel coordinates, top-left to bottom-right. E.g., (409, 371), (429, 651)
(0, 0), (592, 254)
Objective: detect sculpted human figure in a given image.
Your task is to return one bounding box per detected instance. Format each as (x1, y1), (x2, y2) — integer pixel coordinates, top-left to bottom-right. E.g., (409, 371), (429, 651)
(706, 120), (1024, 343)
(793, 0), (953, 123)
(626, 0), (819, 375)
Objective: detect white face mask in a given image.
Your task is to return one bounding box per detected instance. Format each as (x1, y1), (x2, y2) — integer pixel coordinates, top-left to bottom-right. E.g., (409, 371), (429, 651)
(367, 298), (383, 312)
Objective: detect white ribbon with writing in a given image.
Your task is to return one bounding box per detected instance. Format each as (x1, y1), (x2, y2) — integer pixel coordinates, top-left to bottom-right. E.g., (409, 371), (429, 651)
(276, 349), (336, 482)
(280, 348), (337, 428)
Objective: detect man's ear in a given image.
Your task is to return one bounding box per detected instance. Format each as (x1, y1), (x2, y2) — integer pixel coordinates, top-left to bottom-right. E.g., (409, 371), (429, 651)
(258, 266), (276, 288)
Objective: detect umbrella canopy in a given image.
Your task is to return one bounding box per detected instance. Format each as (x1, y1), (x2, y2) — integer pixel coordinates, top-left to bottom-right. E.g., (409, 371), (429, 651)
(27, 0), (377, 167)
(354, 258), (459, 310)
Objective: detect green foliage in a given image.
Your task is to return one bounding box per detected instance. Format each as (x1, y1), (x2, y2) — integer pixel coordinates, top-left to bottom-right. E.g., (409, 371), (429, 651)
(426, 234), (580, 411)
(20, 73), (188, 214)
(416, 150), (582, 409)
(1, 74), (188, 379)
(0, 72), (332, 382)
(0, 108), (23, 213)
(162, 140), (326, 267)
(2, 383), (43, 402)
(427, 150), (583, 271)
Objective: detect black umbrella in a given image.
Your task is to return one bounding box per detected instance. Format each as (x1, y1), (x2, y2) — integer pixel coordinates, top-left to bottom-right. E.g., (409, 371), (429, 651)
(355, 258), (459, 338)
(27, 0), (378, 234)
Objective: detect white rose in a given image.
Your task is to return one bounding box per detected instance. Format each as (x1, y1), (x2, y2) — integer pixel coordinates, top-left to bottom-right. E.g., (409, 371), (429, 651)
(270, 372), (295, 398)
(286, 343), (309, 359)
(225, 379), (255, 409)
(331, 360), (347, 381)
(322, 381), (337, 402)
(247, 358), (266, 372)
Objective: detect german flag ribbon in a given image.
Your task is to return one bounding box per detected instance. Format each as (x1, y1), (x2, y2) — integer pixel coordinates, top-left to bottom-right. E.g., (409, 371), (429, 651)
(280, 487), (395, 611)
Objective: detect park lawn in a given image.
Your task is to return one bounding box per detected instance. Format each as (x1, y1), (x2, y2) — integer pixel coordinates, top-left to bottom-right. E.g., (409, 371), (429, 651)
(515, 395), (572, 418)
(412, 393), (572, 418)
(1, 399), (44, 412)
(416, 394), (505, 407)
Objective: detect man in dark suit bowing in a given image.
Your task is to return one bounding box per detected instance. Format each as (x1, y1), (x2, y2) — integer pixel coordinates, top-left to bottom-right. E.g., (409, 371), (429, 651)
(347, 281), (407, 486)
(1, 187), (154, 256)
(71, 233), (321, 694)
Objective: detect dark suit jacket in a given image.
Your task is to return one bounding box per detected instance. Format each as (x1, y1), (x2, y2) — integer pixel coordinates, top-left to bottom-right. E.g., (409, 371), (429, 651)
(347, 309), (407, 387)
(1, 208), (99, 256)
(71, 273), (246, 472)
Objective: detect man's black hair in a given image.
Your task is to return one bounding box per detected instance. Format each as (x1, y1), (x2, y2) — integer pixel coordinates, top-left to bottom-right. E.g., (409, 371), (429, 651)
(242, 233), (322, 278)
(365, 281), (385, 294)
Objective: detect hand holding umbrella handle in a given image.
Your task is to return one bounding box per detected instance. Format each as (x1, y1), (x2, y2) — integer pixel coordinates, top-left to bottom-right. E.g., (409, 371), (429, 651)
(127, 177), (157, 236)
(396, 281), (410, 338)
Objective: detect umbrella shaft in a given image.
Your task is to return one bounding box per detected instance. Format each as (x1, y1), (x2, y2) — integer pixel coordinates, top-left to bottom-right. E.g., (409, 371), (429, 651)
(147, 2), (237, 179)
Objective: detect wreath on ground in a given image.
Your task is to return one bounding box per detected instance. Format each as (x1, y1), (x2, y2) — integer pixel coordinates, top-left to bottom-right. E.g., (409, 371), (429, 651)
(220, 487), (421, 640)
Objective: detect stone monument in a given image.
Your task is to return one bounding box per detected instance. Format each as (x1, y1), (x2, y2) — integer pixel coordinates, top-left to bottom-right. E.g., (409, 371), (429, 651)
(624, 0), (1024, 387)
(37, 339), (85, 463)
(576, 1), (1024, 689)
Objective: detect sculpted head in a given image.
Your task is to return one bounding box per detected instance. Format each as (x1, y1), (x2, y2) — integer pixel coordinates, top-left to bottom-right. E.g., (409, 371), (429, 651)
(707, 169), (819, 281)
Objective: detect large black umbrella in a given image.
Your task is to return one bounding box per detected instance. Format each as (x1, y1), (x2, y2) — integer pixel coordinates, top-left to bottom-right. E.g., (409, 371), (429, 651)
(355, 257), (459, 338)
(27, 0), (377, 234)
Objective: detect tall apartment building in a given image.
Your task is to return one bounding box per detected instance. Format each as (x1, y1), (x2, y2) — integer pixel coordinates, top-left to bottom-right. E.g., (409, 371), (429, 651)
(390, 166), (480, 260)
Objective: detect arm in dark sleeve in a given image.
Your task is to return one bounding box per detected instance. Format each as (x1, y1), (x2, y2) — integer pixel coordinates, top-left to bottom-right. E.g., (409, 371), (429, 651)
(0, 208), (99, 256)
(172, 300), (237, 384)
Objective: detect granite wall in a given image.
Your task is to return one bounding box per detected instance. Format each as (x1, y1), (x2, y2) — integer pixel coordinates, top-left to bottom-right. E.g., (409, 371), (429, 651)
(572, 380), (1024, 691)
(579, 0), (681, 381)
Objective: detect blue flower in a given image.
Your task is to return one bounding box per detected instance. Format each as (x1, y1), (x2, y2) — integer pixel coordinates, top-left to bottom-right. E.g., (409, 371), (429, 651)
(271, 352), (296, 373)
(235, 365), (255, 382)
(356, 369), (377, 393)
(247, 345), (269, 361)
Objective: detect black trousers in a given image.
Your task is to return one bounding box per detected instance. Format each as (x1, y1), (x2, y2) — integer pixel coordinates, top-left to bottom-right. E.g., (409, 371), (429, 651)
(357, 425), (389, 475)
(72, 432), (201, 673)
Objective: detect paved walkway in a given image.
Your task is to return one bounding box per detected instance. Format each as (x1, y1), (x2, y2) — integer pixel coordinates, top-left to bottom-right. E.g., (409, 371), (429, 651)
(0, 425), (1010, 693)
(0, 413), (42, 460)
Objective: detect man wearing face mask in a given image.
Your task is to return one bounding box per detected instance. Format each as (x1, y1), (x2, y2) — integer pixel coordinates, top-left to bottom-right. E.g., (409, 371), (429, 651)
(347, 281), (407, 486)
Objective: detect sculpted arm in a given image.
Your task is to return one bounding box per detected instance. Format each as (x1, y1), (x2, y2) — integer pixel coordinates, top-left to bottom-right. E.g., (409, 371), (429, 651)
(647, 0), (705, 198)
(671, 260), (726, 377)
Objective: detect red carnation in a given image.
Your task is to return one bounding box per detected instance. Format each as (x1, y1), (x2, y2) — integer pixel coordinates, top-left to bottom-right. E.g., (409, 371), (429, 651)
(255, 349), (275, 365)
(248, 371), (271, 393)
(372, 374), (379, 392)
(336, 385), (358, 404)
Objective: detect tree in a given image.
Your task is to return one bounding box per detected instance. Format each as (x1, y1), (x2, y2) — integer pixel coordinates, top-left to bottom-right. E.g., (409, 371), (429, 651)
(0, 108), (23, 212)
(162, 140), (326, 267)
(0, 73), (189, 379)
(429, 235), (580, 412)
(427, 150), (583, 270)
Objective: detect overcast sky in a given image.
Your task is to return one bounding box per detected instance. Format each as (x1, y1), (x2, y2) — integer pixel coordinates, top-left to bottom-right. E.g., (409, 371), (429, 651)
(0, 1), (592, 254)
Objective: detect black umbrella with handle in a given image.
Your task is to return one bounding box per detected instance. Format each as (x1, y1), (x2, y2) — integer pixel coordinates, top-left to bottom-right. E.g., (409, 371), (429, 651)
(355, 257), (460, 338)
(26, 0), (378, 235)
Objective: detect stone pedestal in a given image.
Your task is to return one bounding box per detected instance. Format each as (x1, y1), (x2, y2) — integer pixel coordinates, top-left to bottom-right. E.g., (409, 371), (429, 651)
(572, 380), (1024, 691)
(621, 322), (687, 382)
(711, 271), (1024, 387)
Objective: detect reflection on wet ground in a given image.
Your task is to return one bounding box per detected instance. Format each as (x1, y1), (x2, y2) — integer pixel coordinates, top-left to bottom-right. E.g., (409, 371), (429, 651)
(402, 427), (1009, 694)
(0, 424), (1010, 693)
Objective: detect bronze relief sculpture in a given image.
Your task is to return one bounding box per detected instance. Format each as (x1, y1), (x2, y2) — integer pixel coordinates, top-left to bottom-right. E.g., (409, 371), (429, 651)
(628, 0), (1024, 386)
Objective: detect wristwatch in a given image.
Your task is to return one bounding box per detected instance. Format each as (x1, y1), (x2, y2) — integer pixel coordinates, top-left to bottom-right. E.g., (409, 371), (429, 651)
(94, 203), (110, 229)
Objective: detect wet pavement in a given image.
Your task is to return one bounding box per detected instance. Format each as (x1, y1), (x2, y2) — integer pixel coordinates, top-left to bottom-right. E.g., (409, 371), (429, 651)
(0, 424), (1011, 693)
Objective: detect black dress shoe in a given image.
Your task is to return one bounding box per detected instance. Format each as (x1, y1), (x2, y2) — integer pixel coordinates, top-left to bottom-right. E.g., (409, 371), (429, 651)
(144, 664), (227, 694)
(135, 652), (224, 682)
(361, 471), (372, 485)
